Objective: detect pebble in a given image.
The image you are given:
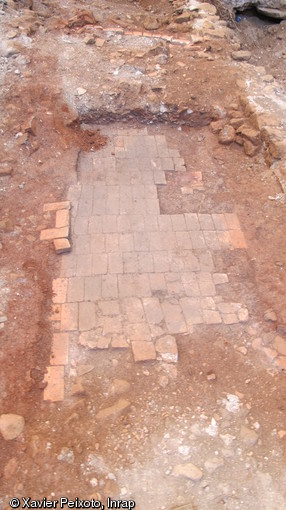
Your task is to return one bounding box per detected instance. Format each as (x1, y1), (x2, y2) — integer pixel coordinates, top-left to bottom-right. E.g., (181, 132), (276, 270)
(264, 309), (277, 322)
(0, 414), (25, 440)
(219, 125), (236, 145)
(204, 456), (224, 474)
(57, 447), (74, 464)
(109, 379), (131, 396)
(232, 50), (251, 61)
(207, 372), (216, 381)
(240, 426), (258, 447)
(172, 463), (203, 481)
(278, 430), (286, 439)
(76, 87), (87, 96)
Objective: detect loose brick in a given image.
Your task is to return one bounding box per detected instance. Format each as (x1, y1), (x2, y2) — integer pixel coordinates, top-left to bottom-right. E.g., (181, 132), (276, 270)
(40, 226), (69, 241)
(52, 278), (68, 304)
(213, 273), (229, 285)
(43, 201), (70, 212)
(50, 333), (69, 365)
(131, 341), (156, 362)
(44, 366), (65, 402)
(54, 238), (71, 254)
(56, 209), (70, 229)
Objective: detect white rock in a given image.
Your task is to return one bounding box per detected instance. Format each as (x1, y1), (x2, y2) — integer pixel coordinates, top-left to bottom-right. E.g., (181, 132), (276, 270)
(0, 414), (25, 440)
(172, 463), (203, 481)
(76, 87), (87, 96)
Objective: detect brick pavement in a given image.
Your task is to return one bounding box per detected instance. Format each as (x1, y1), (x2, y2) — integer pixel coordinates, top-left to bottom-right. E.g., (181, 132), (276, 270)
(44, 127), (249, 401)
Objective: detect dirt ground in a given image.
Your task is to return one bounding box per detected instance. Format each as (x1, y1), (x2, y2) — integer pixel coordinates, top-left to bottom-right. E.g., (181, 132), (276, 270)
(0, 0), (286, 508)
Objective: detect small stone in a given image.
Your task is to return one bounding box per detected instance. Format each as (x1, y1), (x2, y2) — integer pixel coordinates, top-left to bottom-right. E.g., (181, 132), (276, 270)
(84, 36), (95, 45)
(175, 12), (191, 23)
(264, 309), (277, 322)
(274, 335), (286, 355)
(143, 16), (160, 30)
(155, 335), (178, 363)
(0, 414), (25, 440)
(0, 316), (7, 323)
(95, 38), (105, 48)
(76, 87), (87, 96)
(278, 430), (286, 439)
(0, 165), (13, 176)
(204, 457), (224, 474)
(219, 125), (236, 145)
(244, 140), (260, 157)
(210, 119), (227, 134)
(54, 238), (71, 254)
(240, 425), (258, 447)
(96, 399), (131, 421)
(109, 379), (131, 396)
(237, 346), (247, 355)
(232, 50), (251, 61)
(131, 341), (156, 362)
(172, 463), (203, 481)
(57, 447), (74, 464)
(207, 372), (216, 381)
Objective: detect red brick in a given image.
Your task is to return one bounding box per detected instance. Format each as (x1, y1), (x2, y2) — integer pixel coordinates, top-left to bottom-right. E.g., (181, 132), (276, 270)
(229, 230), (247, 249)
(44, 366), (64, 402)
(50, 333), (69, 365)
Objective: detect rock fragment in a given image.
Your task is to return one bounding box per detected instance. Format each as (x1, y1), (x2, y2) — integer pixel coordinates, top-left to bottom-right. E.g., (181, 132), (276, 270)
(172, 463), (203, 481)
(219, 125), (236, 145)
(96, 399), (131, 421)
(0, 414), (25, 440)
(240, 425), (258, 447)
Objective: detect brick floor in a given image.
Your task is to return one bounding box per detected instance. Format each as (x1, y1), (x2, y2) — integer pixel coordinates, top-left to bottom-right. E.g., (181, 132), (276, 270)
(45, 128), (250, 395)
